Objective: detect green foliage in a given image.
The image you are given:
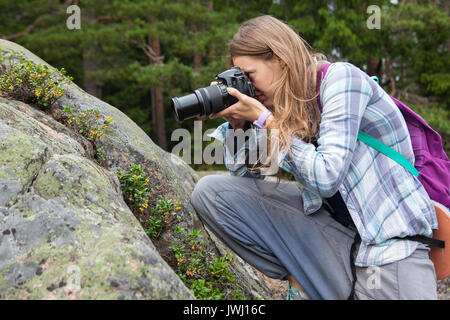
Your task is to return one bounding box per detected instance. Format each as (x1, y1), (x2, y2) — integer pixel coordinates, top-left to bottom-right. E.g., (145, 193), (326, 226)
(420, 73), (450, 98)
(407, 103), (450, 137)
(381, 2), (450, 105)
(3, 0), (446, 156)
(144, 199), (181, 240)
(190, 279), (224, 300)
(62, 105), (114, 141)
(0, 51), (72, 109)
(60, 105), (114, 162)
(115, 164), (182, 240)
(169, 229), (245, 300)
(113, 165), (246, 299)
(116, 163), (153, 212)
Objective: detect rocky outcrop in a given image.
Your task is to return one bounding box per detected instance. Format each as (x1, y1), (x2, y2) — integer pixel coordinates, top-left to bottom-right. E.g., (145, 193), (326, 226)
(0, 40), (272, 299)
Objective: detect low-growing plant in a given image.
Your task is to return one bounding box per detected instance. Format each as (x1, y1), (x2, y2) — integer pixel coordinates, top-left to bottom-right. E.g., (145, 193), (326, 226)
(115, 163), (245, 300)
(145, 199), (181, 239)
(61, 105), (114, 142)
(0, 50), (73, 109)
(190, 279), (224, 300)
(60, 105), (115, 162)
(116, 163), (153, 212)
(116, 165), (182, 238)
(169, 228), (245, 300)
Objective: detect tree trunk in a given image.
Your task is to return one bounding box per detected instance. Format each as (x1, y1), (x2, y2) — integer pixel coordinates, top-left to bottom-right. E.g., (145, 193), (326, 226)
(206, 0), (213, 11)
(83, 50), (102, 99)
(191, 0), (203, 87)
(83, 9), (102, 99)
(153, 86), (166, 150)
(386, 58), (397, 97)
(148, 15), (167, 150)
(366, 58), (382, 82)
(190, 0), (205, 167)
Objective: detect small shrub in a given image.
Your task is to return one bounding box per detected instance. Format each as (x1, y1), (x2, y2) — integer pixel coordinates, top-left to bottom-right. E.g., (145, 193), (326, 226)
(169, 228), (245, 300)
(116, 163), (153, 212)
(0, 50), (73, 109)
(115, 164), (245, 300)
(60, 105), (115, 162)
(145, 199), (180, 239)
(190, 279), (224, 300)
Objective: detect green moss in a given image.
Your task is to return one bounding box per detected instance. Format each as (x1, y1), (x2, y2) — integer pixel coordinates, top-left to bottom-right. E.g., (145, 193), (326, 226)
(33, 154), (132, 223)
(0, 210), (156, 299)
(0, 131), (45, 186)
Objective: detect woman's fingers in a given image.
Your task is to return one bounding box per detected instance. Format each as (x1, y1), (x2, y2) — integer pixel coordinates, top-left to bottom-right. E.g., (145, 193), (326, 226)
(209, 105), (234, 119)
(209, 87), (260, 123)
(226, 87), (247, 103)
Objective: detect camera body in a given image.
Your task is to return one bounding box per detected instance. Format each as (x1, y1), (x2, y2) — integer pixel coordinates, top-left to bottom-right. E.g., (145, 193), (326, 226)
(215, 66), (256, 107)
(171, 67), (255, 122)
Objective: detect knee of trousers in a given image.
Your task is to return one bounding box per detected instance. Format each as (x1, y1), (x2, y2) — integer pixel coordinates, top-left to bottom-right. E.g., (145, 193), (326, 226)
(190, 175), (223, 213)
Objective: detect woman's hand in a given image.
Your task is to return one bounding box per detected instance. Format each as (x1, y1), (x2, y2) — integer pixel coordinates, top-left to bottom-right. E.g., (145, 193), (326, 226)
(209, 87), (267, 127)
(209, 81), (254, 130)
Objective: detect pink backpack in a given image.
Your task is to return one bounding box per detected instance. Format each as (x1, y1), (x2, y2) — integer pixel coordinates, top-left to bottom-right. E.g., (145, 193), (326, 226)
(317, 62), (450, 282)
(317, 62), (450, 209)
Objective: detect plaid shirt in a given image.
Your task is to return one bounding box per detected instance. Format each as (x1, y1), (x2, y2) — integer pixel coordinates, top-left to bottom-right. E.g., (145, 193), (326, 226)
(207, 61), (437, 267)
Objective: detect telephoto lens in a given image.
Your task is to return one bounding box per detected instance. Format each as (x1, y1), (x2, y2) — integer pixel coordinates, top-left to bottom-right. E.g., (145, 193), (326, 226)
(171, 84), (227, 123)
(171, 67), (255, 123)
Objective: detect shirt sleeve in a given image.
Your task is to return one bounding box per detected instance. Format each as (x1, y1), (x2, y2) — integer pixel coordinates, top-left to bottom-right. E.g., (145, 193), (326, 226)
(279, 62), (374, 197)
(207, 121), (266, 179)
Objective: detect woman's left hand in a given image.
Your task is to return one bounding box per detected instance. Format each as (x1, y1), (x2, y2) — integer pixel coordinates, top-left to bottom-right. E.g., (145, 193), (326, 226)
(209, 87), (267, 122)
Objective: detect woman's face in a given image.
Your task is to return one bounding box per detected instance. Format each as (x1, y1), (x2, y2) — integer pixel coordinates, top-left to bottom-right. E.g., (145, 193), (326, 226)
(232, 55), (284, 108)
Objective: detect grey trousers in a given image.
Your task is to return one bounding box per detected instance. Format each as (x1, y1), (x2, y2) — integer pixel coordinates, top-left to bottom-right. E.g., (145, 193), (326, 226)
(190, 174), (437, 300)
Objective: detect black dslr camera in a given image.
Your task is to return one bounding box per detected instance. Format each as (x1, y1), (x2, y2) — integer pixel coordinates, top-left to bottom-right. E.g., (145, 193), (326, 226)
(171, 67), (255, 123)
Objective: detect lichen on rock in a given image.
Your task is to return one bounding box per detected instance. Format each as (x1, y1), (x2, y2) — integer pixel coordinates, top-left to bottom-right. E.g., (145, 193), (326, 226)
(0, 39), (273, 300)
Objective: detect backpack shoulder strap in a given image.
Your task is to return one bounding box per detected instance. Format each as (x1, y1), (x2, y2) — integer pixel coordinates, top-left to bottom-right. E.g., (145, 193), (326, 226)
(357, 131), (419, 177)
(316, 63), (419, 177)
(357, 133), (445, 248)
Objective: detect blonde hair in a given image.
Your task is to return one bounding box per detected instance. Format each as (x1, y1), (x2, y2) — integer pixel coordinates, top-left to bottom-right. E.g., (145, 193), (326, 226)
(227, 15), (327, 185)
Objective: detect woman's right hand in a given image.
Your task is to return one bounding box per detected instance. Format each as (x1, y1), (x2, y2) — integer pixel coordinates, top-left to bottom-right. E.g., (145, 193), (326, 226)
(209, 81), (246, 131)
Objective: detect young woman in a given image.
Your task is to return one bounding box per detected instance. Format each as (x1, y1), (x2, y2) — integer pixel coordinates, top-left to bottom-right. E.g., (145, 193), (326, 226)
(190, 15), (438, 300)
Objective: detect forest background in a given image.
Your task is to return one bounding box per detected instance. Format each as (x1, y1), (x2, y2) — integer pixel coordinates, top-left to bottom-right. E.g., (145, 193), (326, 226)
(1, 0), (448, 171)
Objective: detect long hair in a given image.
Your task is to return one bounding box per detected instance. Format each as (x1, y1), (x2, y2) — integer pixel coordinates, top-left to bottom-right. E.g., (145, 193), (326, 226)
(227, 15), (327, 185)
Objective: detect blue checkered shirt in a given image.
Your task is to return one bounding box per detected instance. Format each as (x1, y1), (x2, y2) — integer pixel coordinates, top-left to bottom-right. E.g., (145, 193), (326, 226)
(207, 61), (437, 267)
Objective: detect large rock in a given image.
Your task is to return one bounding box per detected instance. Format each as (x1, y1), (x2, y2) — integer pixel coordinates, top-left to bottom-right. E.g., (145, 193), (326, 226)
(0, 40), (272, 299)
(0, 97), (194, 299)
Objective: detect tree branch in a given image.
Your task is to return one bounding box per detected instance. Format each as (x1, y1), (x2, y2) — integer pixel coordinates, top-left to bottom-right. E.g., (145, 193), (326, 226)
(94, 15), (111, 22)
(129, 39), (165, 65)
(1, 0), (76, 41)
(3, 15), (47, 41)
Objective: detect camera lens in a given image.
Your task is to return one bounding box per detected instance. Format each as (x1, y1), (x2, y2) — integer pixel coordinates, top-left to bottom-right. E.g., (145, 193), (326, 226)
(171, 84), (229, 122)
(171, 93), (201, 123)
